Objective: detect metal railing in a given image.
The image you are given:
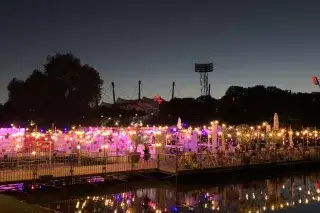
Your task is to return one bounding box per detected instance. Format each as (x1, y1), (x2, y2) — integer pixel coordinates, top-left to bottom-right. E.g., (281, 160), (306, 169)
(0, 147), (319, 183)
(0, 153), (157, 183)
(158, 147), (320, 172)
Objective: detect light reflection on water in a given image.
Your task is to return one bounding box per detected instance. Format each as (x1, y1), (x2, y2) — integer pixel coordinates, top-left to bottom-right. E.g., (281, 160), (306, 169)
(0, 183), (23, 192)
(4, 173), (320, 212)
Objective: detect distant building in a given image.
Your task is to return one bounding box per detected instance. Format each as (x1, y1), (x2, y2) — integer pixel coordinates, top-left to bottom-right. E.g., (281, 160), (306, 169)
(100, 102), (113, 108)
(100, 96), (165, 114)
(116, 96), (165, 114)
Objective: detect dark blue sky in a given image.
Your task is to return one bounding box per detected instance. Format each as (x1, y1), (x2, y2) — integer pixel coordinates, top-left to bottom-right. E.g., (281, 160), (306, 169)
(1, 0), (320, 103)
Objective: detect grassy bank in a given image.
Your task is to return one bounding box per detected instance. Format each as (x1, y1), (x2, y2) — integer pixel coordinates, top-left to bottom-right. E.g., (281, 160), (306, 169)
(0, 194), (50, 213)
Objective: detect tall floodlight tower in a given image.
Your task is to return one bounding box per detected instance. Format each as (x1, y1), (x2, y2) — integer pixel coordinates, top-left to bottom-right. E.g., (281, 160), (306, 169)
(195, 63), (213, 96)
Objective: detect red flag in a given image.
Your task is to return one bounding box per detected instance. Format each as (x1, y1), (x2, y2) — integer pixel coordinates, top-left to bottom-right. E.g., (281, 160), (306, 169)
(312, 76), (319, 85)
(153, 96), (163, 104)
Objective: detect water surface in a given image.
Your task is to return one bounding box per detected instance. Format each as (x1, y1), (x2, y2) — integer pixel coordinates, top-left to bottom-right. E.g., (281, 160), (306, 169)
(2, 173), (320, 212)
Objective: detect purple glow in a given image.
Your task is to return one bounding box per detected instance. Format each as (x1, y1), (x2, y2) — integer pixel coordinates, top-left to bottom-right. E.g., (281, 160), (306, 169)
(201, 130), (207, 135)
(0, 183), (23, 192)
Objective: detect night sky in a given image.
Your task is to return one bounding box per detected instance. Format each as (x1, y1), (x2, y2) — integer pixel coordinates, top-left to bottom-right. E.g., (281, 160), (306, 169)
(1, 0), (320, 104)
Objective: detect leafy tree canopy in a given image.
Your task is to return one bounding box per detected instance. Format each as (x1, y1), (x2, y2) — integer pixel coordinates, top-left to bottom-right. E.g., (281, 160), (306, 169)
(5, 53), (103, 126)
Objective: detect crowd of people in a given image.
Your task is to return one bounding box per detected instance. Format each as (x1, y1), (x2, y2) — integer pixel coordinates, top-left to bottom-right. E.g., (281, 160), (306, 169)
(173, 140), (317, 170)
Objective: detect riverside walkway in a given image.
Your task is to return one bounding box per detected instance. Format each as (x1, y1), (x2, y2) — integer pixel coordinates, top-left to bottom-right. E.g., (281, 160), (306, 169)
(0, 149), (319, 184)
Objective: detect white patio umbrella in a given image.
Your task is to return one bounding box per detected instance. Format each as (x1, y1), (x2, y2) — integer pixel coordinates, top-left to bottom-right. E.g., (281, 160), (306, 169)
(177, 117), (182, 129)
(273, 113), (279, 131)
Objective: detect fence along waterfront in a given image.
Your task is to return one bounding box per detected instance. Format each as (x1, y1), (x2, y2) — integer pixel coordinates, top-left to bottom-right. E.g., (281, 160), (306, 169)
(0, 147), (319, 183)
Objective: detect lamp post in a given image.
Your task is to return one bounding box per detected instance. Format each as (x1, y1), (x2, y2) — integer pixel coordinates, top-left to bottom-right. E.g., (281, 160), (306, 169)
(76, 131), (83, 165)
(102, 136), (108, 164)
(49, 139), (52, 166)
(257, 125), (261, 150)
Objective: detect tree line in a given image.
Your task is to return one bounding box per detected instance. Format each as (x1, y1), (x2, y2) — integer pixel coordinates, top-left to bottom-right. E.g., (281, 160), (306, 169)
(0, 53), (319, 128)
(154, 87), (320, 128)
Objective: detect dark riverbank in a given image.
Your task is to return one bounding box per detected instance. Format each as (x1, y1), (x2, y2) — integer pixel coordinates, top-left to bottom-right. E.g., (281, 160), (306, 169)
(0, 194), (50, 213)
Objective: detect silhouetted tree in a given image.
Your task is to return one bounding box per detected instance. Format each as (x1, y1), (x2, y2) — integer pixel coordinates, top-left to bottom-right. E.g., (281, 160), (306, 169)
(0, 103), (3, 122)
(150, 96), (217, 126)
(5, 53), (103, 126)
(6, 78), (27, 121)
(150, 86), (320, 127)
